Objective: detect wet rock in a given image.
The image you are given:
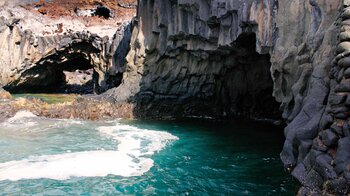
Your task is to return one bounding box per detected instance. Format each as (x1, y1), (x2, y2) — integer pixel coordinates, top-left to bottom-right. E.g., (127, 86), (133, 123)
(345, 171), (350, 181)
(334, 137), (350, 174)
(319, 130), (338, 147)
(344, 67), (350, 78)
(320, 114), (334, 130)
(335, 83), (350, 93)
(343, 123), (350, 137)
(303, 150), (323, 171)
(338, 56), (350, 67)
(304, 169), (323, 190)
(331, 123), (343, 135)
(330, 106), (348, 114)
(328, 94), (347, 105)
(325, 178), (349, 195)
(298, 140), (313, 163)
(334, 112), (349, 119)
(314, 154), (337, 179)
(313, 137), (328, 152)
(292, 163), (307, 184)
(337, 68), (345, 82)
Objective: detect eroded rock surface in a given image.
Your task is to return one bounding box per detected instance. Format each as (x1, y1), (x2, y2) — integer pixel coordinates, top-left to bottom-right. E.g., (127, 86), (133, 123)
(108, 0), (281, 119)
(0, 0), (349, 194)
(109, 0), (348, 194)
(0, 1), (134, 93)
(0, 95), (134, 122)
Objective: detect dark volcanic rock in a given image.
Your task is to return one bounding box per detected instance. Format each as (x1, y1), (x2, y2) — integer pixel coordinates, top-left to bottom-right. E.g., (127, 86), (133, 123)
(319, 130), (338, 147)
(343, 123), (350, 136)
(335, 137), (350, 174)
(328, 93), (347, 105)
(0, 0), (348, 195)
(331, 123), (343, 135)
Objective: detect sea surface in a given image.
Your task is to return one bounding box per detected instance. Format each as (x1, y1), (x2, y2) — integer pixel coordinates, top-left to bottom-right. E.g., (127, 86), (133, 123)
(0, 110), (294, 195)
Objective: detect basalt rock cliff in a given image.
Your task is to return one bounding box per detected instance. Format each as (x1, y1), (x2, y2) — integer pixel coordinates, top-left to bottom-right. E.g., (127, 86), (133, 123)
(0, 0), (349, 195)
(111, 0), (348, 194)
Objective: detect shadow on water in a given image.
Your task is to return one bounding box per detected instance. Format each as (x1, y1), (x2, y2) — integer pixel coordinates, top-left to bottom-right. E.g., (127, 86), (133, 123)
(125, 119), (296, 195)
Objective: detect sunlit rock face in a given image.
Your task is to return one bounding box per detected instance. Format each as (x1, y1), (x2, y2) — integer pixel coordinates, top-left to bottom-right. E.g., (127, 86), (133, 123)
(0, 0), (349, 194)
(0, 3), (133, 94)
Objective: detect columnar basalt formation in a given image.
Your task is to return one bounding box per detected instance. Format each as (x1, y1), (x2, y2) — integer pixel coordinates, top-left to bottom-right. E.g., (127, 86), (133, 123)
(108, 0), (281, 119)
(110, 0), (348, 194)
(276, 1), (350, 195)
(288, 2), (349, 194)
(0, 0), (349, 194)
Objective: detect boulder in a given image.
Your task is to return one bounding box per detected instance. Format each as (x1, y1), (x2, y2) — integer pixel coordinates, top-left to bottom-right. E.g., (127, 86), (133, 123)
(337, 42), (350, 54)
(344, 67), (350, 78)
(0, 88), (11, 99)
(319, 130), (339, 147)
(335, 137), (350, 174)
(339, 32), (350, 42)
(338, 56), (350, 67)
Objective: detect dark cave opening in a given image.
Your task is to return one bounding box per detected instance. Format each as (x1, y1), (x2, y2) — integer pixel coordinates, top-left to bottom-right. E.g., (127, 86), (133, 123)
(215, 32), (281, 119)
(94, 6), (112, 19)
(134, 32), (281, 120)
(4, 55), (97, 94)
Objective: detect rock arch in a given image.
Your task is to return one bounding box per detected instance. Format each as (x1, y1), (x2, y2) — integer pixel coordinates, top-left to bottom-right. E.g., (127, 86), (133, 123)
(0, 17), (132, 94)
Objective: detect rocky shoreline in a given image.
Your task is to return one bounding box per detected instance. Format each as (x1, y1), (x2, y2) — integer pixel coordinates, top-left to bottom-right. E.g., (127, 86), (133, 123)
(0, 0), (349, 195)
(0, 89), (134, 123)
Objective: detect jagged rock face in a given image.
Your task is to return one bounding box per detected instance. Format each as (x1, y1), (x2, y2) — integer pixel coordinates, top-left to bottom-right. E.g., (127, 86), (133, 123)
(0, 0), (349, 194)
(112, 0), (348, 194)
(0, 5), (132, 94)
(274, 1), (350, 195)
(110, 0), (281, 119)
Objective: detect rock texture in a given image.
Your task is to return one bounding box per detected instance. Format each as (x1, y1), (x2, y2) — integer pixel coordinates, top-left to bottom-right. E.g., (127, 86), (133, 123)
(0, 0), (349, 194)
(0, 87), (11, 99)
(0, 95), (134, 122)
(0, 2), (134, 93)
(108, 0), (281, 119)
(109, 0), (348, 194)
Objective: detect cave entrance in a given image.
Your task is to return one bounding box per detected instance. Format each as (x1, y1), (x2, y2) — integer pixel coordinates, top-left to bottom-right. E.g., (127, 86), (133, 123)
(215, 32), (281, 119)
(4, 54), (96, 94)
(94, 6), (112, 19)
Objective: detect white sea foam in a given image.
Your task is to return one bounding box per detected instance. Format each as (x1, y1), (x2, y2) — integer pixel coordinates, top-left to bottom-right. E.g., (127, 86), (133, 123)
(98, 123), (179, 156)
(0, 122), (178, 181)
(8, 111), (37, 121)
(2, 111), (84, 131)
(2, 111), (38, 128)
(0, 151), (154, 181)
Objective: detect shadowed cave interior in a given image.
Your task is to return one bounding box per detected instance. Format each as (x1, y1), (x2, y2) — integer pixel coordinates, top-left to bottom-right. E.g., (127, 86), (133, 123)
(134, 32), (281, 119)
(4, 54), (97, 94)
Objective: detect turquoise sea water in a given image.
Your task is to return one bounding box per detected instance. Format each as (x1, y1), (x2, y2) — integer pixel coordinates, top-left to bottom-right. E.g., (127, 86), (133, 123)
(0, 112), (294, 195)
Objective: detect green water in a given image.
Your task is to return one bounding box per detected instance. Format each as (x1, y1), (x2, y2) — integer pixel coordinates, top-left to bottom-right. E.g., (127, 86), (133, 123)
(12, 94), (77, 104)
(0, 112), (294, 195)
